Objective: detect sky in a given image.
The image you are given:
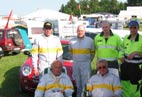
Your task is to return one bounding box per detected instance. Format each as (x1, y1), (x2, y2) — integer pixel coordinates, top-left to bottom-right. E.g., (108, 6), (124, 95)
(0, 0), (127, 16)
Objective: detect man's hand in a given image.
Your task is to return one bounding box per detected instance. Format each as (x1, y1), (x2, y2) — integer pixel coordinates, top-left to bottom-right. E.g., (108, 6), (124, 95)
(127, 52), (141, 60)
(119, 57), (125, 63)
(34, 68), (40, 76)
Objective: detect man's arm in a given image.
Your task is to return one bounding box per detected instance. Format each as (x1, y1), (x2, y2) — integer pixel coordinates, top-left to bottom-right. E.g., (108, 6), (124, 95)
(63, 74), (74, 97)
(31, 38), (40, 76)
(56, 39), (63, 61)
(34, 75), (46, 97)
(112, 76), (122, 97)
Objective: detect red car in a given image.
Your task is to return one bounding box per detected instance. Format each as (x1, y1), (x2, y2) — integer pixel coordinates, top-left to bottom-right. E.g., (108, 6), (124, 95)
(19, 40), (76, 94)
(0, 28), (24, 54)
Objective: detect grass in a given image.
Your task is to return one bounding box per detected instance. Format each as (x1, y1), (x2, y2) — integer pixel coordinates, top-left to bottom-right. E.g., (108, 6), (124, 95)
(0, 53), (34, 97)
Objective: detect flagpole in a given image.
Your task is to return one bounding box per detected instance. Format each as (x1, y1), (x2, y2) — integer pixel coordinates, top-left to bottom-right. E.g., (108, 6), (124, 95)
(78, 4), (81, 18)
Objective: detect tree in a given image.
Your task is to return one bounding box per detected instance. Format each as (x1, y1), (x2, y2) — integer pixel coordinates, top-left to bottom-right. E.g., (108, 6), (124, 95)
(110, 0), (118, 14)
(59, 0), (126, 16)
(60, 0), (78, 16)
(89, 0), (99, 13)
(127, 0), (142, 6)
(99, 0), (110, 12)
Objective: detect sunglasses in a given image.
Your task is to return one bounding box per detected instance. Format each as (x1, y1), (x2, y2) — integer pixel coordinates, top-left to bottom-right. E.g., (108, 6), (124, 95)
(130, 26), (137, 29)
(98, 66), (106, 70)
(44, 28), (52, 30)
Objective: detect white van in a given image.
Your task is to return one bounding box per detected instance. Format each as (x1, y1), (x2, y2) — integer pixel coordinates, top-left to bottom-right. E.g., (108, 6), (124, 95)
(46, 19), (89, 38)
(25, 20), (44, 44)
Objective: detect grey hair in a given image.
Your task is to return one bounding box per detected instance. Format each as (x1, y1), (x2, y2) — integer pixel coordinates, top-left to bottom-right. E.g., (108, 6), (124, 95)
(101, 20), (111, 27)
(96, 59), (108, 68)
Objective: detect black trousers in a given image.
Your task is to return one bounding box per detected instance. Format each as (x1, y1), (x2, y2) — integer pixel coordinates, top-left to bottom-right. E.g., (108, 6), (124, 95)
(120, 61), (142, 84)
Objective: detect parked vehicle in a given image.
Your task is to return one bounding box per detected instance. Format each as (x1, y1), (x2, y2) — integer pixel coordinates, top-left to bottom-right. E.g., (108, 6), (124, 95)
(19, 40), (76, 96)
(12, 25), (32, 50)
(0, 28), (25, 54)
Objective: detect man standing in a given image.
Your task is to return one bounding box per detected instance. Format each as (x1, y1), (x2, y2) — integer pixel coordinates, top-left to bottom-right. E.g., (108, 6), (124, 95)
(31, 21), (63, 76)
(69, 25), (95, 97)
(86, 59), (122, 97)
(94, 21), (122, 77)
(34, 60), (74, 97)
(119, 20), (142, 97)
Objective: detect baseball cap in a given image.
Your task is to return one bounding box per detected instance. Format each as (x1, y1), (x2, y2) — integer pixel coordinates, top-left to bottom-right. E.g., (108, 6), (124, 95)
(43, 21), (52, 29)
(128, 20), (139, 27)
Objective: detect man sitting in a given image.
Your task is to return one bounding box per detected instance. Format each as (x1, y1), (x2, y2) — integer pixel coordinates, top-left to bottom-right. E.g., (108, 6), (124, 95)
(85, 59), (122, 97)
(34, 60), (74, 97)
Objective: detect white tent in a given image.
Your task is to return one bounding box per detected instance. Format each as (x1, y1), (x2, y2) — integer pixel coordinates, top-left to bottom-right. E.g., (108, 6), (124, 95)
(23, 9), (70, 20)
(118, 6), (142, 20)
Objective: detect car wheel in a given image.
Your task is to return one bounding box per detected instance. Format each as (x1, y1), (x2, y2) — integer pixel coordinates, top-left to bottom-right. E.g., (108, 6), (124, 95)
(13, 34), (23, 46)
(19, 83), (26, 93)
(12, 51), (20, 55)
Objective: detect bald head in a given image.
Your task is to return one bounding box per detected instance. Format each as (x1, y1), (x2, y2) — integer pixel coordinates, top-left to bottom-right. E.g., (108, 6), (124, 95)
(77, 25), (86, 38)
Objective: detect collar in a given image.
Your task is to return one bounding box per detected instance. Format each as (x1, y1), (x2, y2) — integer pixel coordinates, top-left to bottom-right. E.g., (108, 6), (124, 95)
(127, 34), (139, 41)
(98, 71), (109, 77)
(77, 35), (85, 39)
(100, 30), (113, 36)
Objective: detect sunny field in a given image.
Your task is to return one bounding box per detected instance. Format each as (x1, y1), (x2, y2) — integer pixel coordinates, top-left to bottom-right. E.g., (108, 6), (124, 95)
(0, 53), (34, 97)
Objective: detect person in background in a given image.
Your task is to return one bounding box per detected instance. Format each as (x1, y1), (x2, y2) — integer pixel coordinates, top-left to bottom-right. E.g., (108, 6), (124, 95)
(93, 20), (122, 77)
(85, 59), (122, 97)
(34, 60), (74, 97)
(31, 21), (63, 76)
(69, 25), (95, 97)
(119, 20), (142, 97)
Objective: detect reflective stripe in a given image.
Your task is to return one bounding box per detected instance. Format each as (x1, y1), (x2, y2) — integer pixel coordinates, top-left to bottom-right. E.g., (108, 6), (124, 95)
(71, 48), (91, 54)
(91, 84), (121, 92)
(125, 59), (142, 64)
(36, 86), (46, 91)
(87, 85), (93, 91)
(92, 84), (113, 91)
(31, 48), (38, 54)
(45, 83), (74, 91)
(98, 58), (117, 61)
(98, 45), (117, 49)
(113, 86), (122, 92)
(31, 48), (62, 54)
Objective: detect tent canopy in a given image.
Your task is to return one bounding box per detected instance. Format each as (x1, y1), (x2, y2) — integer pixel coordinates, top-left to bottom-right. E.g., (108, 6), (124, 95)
(23, 9), (70, 20)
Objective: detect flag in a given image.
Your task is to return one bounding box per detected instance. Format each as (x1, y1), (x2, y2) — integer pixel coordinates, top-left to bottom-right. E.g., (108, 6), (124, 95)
(77, 4), (81, 17)
(69, 14), (73, 22)
(77, 4), (81, 10)
(5, 10), (13, 29)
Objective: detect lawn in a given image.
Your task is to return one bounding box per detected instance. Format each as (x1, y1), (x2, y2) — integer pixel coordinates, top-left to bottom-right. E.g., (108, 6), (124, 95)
(0, 53), (34, 97)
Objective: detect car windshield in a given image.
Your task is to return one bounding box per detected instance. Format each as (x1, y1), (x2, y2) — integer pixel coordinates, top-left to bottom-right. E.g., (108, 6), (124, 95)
(7, 29), (21, 38)
(62, 44), (72, 60)
(0, 31), (3, 39)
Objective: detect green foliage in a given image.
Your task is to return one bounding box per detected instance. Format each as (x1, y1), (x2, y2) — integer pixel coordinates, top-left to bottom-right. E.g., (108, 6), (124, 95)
(127, 0), (142, 6)
(59, 0), (126, 17)
(0, 53), (33, 97)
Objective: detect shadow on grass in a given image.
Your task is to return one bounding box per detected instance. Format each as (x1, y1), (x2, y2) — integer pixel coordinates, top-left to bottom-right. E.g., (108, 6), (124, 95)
(0, 66), (34, 97)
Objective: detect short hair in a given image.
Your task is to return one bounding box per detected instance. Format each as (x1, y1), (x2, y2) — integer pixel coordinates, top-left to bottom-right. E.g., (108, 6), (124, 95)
(96, 59), (108, 68)
(101, 20), (111, 27)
